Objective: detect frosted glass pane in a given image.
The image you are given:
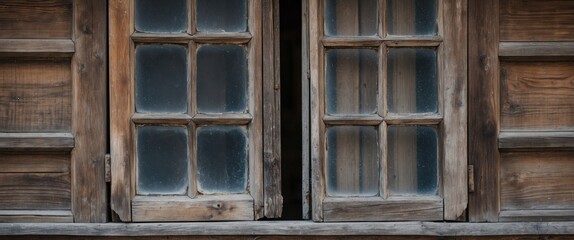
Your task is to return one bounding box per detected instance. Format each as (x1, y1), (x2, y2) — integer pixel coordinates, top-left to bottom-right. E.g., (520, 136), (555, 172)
(135, 0), (187, 33)
(387, 48), (437, 113)
(326, 126), (379, 197)
(137, 126), (189, 195)
(197, 126), (248, 194)
(387, 126), (438, 195)
(326, 48), (378, 115)
(196, 0), (247, 32)
(197, 45), (247, 113)
(136, 45), (188, 113)
(386, 0), (437, 35)
(325, 0), (378, 36)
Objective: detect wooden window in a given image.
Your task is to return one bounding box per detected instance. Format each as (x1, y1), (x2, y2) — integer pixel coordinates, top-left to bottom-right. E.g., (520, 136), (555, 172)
(470, 0), (574, 222)
(309, 0), (467, 221)
(109, 0), (282, 222)
(0, 0), (107, 223)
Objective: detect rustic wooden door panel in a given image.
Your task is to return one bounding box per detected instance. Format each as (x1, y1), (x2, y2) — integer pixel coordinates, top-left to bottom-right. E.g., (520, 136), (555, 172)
(500, 0), (574, 41)
(500, 62), (574, 131)
(0, 0), (73, 39)
(0, 59), (72, 132)
(0, 0), (107, 223)
(501, 152), (574, 211)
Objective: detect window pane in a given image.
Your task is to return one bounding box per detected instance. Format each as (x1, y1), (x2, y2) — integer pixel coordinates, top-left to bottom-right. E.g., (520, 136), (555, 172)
(386, 0), (436, 35)
(197, 45), (247, 113)
(196, 0), (247, 32)
(387, 126), (438, 195)
(137, 126), (189, 195)
(136, 44), (188, 113)
(326, 126), (379, 197)
(135, 0), (187, 33)
(324, 0), (378, 36)
(387, 48), (437, 113)
(326, 48), (378, 115)
(197, 126), (248, 194)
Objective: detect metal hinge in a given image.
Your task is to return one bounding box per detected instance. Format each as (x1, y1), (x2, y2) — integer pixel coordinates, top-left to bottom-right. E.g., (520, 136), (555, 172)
(468, 165), (475, 193)
(105, 154), (111, 183)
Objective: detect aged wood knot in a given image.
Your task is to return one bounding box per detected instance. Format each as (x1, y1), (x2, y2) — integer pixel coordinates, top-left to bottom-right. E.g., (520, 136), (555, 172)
(81, 25), (92, 34)
(214, 202), (222, 209)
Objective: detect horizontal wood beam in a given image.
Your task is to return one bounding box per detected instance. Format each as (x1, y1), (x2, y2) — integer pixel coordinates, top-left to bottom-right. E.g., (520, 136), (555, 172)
(499, 131), (574, 149)
(499, 210), (574, 222)
(193, 113), (252, 125)
(385, 113), (443, 125)
(321, 37), (382, 47)
(322, 115), (383, 125)
(132, 113), (192, 125)
(2, 221), (574, 236)
(131, 32), (252, 44)
(0, 133), (74, 151)
(0, 210), (73, 223)
(499, 42), (574, 57)
(0, 39), (75, 54)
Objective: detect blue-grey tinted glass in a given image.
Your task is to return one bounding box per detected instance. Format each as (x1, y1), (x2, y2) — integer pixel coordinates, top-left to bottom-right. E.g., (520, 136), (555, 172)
(326, 48), (378, 115)
(135, 0), (187, 33)
(196, 0), (247, 32)
(197, 126), (248, 194)
(324, 0), (378, 36)
(387, 126), (438, 195)
(197, 45), (247, 113)
(137, 126), (189, 195)
(387, 48), (437, 113)
(326, 126), (379, 197)
(386, 0), (437, 35)
(136, 44), (188, 113)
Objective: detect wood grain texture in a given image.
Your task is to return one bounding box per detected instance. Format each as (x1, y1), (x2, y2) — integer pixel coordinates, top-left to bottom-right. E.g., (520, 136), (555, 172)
(0, 153), (69, 173)
(499, 42), (574, 57)
(0, 133), (74, 151)
(262, 0), (283, 218)
(499, 131), (574, 149)
(3, 221), (574, 237)
(132, 195), (254, 222)
(323, 197), (443, 222)
(0, 39), (75, 54)
(500, 0), (574, 41)
(301, 0), (311, 220)
(109, 0), (133, 222)
(0, 59), (72, 133)
(500, 151), (574, 211)
(468, 0), (500, 222)
(0, 210), (72, 223)
(0, 172), (70, 210)
(442, 0), (468, 221)
(71, 0), (108, 222)
(500, 209), (574, 222)
(501, 61), (574, 131)
(0, 0), (73, 39)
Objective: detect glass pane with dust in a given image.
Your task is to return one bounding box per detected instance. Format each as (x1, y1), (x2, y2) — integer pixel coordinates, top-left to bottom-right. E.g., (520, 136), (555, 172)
(326, 48), (378, 115)
(136, 44), (188, 113)
(137, 126), (189, 195)
(197, 126), (248, 194)
(196, 0), (247, 32)
(387, 126), (438, 195)
(326, 126), (379, 197)
(387, 48), (437, 113)
(135, 0), (187, 33)
(324, 0), (378, 36)
(197, 45), (247, 113)
(386, 0), (437, 35)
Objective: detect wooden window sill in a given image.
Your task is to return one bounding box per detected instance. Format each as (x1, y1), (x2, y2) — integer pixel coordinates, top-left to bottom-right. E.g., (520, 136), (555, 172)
(1, 221), (574, 236)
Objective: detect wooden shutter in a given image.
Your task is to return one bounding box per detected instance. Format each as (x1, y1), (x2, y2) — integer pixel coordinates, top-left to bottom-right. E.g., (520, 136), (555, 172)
(0, 0), (107, 222)
(470, 0), (574, 222)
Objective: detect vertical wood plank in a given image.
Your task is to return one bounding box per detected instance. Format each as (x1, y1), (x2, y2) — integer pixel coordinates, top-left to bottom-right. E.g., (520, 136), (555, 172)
(109, 0), (133, 222)
(301, 0), (311, 220)
(309, 0), (325, 222)
(71, 0), (108, 222)
(468, 0), (500, 222)
(263, 0), (283, 218)
(442, 0), (467, 221)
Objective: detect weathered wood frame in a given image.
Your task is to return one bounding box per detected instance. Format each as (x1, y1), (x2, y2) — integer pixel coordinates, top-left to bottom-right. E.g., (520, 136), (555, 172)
(110, 0), (269, 222)
(0, 0), (108, 223)
(309, 0), (467, 221)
